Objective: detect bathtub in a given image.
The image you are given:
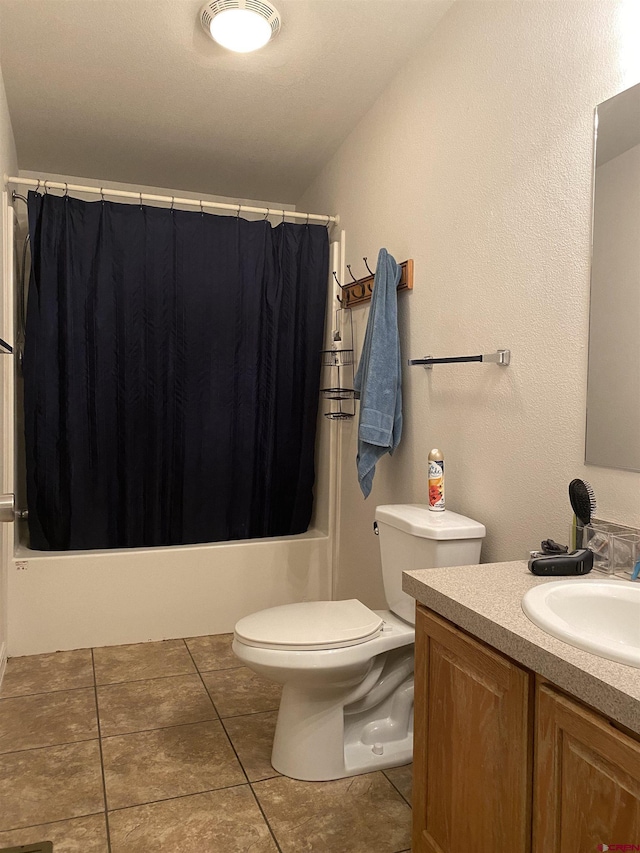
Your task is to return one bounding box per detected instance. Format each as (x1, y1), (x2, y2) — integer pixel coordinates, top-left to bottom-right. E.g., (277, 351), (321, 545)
(9, 528), (331, 656)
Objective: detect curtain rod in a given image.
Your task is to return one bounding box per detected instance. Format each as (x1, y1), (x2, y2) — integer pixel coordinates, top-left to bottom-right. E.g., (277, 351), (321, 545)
(4, 176), (339, 226)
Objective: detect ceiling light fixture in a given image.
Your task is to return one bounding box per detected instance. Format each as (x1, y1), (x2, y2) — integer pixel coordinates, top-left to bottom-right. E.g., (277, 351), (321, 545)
(200, 0), (281, 53)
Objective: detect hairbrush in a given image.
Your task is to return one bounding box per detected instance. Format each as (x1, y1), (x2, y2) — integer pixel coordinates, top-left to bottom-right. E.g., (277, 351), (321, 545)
(568, 479), (597, 548)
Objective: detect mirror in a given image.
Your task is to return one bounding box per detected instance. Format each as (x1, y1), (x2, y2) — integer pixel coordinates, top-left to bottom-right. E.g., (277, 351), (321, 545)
(585, 81), (640, 472)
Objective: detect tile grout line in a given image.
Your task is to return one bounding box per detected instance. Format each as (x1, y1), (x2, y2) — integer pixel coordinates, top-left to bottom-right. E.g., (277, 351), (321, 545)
(0, 811), (106, 836)
(382, 770), (413, 808)
(92, 667), (237, 689)
(183, 638), (283, 852)
(0, 734), (101, 757)
(182, 639), (253, 786)
(0, 681), (96, 701)
(99, 716), (221, 741)
(91, 648), (113, 853)
(105, 781), (251, 813)
(247, 782), (284, 853)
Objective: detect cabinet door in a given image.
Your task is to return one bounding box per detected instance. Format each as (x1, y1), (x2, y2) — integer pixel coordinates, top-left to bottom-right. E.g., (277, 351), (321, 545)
(534, 682), (640, 852)
(413, 606), (532, 853)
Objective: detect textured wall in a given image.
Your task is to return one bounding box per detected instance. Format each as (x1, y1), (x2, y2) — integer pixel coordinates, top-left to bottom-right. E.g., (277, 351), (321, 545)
(298, 0), (640, 607)
(0, 37), (17, 670)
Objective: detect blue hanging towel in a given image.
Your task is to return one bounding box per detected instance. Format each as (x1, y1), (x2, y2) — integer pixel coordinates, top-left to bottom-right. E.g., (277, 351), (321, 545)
(353, 248), (403, 498)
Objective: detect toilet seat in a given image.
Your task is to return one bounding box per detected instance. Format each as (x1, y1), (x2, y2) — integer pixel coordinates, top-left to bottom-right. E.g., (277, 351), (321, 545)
(234, 599), (384, 651)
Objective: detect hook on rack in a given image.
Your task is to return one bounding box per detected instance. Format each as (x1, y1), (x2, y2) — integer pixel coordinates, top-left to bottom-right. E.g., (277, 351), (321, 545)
(363, 257), (375, 276)
(333, 271), (353, 305)
(346, 265), (366, 298)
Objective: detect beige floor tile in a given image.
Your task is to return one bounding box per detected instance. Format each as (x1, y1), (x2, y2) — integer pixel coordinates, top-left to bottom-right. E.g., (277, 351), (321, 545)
(102, 719), (246, 810)
(0, 740), (104, 831)
(185, 633), (238, 671)
(253, 771), (412, 853)
(109, 786), (277, 853)
(0, 813), (109, 853)
(0, 688), (98, 754)
(202, 666), (282, 717)
(97, 674), (217, 736)
(223, 711), (280, 782)
(0, 649), (94, 699)
(384, 763), (413, 805)
(93, 639), (195, 685)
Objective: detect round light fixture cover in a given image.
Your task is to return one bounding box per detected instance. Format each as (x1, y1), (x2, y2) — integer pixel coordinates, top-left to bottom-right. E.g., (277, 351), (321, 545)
(200, 0), (281, 53)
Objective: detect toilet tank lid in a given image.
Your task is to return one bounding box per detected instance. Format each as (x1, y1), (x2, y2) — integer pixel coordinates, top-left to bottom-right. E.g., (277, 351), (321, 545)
(375, 505), (486, 540)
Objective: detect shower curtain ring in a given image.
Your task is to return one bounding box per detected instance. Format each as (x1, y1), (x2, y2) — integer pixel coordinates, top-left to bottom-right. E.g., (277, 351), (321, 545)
(263, 208), (270, 220)
(306, 212), (310, 227)
(200, 199), (205, 215)
(139, 192), (143, 208)
(236, 204), (241, 219)
(64, 182), (69, 197)
(43, 181), (49, 195)
(325, 214), (331, 231)
(35, 179), (41, 194)
(100, 187), (105, 203)
(170, 196), (175, 211)
(281, 209), (286, 225)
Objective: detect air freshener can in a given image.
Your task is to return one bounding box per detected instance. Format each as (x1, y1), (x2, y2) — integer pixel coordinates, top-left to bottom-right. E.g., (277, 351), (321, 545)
(428, 448), (445, 512)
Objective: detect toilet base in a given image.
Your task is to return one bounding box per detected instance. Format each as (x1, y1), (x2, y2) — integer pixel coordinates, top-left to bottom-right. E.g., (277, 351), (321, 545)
(343, 735), (413, 778)
(271, 648), (414, 781)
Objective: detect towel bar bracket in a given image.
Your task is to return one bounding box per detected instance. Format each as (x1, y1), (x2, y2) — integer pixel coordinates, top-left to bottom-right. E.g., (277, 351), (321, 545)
(409, 349), (511, 369)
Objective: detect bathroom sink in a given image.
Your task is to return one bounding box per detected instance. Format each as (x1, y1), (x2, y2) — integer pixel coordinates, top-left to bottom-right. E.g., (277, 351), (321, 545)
(522, 579), (640, 668)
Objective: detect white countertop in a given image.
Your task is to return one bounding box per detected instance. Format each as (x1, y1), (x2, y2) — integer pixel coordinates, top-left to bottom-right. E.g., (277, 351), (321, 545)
(403, 561), (640, 735)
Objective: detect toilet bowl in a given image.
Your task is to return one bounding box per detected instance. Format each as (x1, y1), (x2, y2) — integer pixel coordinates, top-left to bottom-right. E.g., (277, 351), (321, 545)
(233, 505), (486, 781)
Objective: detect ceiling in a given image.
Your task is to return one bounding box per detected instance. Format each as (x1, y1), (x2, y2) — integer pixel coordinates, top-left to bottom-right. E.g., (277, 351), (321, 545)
(0, 0), (452, 204)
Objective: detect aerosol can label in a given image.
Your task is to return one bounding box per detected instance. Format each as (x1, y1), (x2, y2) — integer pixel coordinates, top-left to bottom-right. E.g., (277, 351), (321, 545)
(428, 460), (445, 511)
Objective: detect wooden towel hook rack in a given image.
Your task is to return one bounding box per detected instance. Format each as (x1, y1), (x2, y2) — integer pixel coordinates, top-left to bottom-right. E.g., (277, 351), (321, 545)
(334, 259), (413, 307)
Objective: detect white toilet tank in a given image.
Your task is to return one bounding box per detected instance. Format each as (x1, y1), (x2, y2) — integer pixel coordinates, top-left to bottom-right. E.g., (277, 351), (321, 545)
(375, 504), (486, 626)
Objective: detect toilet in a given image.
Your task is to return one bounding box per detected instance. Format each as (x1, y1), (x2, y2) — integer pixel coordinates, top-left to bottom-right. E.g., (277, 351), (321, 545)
(232, 504), (486, 781)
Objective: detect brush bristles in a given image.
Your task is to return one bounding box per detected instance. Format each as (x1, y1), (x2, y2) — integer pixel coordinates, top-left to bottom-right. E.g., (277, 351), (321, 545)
(569, 478), (597, 525)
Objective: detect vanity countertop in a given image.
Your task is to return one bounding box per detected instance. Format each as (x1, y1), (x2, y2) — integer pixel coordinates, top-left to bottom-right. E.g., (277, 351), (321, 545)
(403, 561), (640, 735)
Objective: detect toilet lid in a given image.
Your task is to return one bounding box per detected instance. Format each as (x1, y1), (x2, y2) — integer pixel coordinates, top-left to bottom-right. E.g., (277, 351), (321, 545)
(234, 600), (384, 651)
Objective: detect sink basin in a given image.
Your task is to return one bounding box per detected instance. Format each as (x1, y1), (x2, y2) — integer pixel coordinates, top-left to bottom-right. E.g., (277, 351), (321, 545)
(522, 579), (640, 668)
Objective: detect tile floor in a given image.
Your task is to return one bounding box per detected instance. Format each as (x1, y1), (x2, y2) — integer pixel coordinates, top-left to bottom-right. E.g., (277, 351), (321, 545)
(0, 634), (412, 853)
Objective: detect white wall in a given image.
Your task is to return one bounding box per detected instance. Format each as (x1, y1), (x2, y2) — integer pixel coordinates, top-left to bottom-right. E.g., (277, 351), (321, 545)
(298, 0), (640, 608)
(0, 35), (17, 676)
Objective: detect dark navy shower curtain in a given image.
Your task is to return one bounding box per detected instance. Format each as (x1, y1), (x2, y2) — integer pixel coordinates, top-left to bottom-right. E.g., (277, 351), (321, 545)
(24, 191), (329, 550)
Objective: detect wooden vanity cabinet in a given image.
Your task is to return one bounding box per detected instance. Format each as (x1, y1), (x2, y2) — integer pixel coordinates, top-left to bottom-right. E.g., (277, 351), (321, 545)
(414, 604), (640, 853)
(533, 681), (640, 850)
(413, 605), (533, 853)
